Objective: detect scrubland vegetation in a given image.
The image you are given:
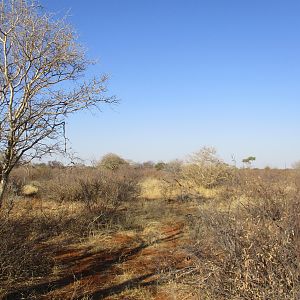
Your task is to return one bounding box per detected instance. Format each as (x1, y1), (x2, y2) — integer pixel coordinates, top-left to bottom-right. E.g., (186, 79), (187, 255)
(1, 1), (298, 299)
(1, 149), (300, 299)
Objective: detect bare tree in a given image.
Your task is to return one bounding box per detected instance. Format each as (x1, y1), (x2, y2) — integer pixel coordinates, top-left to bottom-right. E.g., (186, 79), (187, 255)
(183, 147), (233, 189)
(0, 0), (116, 208)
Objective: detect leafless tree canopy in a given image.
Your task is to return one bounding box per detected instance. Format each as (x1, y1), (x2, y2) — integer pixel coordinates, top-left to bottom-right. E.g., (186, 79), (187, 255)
(0, 0), (116, 206)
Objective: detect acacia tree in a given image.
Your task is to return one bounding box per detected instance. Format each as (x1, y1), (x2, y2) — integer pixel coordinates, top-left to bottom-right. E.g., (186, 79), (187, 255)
(0, 0), (116, 208)
(242, 156), (256, 168)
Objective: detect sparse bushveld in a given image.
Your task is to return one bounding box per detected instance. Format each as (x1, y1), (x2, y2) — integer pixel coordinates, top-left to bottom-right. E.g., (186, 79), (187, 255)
(0, 0), (297, 299)
(1, 151), (300, 299)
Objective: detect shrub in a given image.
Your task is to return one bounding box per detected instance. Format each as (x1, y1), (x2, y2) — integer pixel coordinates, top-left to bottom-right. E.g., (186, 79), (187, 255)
(292, 160), (300, 170)
(43, 167), (140, 208)
(183, 147), (234, 189)
(155, 162), (166, 171)
(180, 171), (300, 300)
(98, 153), (128, 171)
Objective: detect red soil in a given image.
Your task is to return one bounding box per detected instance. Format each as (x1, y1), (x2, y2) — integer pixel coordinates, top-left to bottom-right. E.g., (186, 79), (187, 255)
(6, 222), (190, 299)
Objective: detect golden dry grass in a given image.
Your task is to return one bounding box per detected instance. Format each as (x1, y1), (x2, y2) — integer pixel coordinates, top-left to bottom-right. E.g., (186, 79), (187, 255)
(22, 183), (39, 196)
(139, 177), (164, 199)
(140, 176), (220, 201)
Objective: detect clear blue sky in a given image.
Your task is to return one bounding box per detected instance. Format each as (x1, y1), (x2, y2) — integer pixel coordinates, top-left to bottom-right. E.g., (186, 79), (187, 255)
(42, 0), (300, 167)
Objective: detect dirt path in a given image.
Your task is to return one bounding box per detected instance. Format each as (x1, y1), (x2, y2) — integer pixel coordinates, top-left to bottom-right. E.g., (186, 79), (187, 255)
(6, 220), (191, 299)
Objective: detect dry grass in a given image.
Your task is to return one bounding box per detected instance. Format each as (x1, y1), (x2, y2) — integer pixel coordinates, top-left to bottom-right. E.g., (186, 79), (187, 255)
(139, 177), (163, 199)
(21, 183), (39, 196)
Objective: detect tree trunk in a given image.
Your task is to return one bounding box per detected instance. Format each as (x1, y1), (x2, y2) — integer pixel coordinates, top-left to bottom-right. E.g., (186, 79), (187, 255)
(0, 176), (8, 209)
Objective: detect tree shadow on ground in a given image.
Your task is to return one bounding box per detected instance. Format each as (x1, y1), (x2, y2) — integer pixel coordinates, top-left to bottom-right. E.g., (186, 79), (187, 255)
(4, 231), (182, 299)
(83, 272), (159, 299)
